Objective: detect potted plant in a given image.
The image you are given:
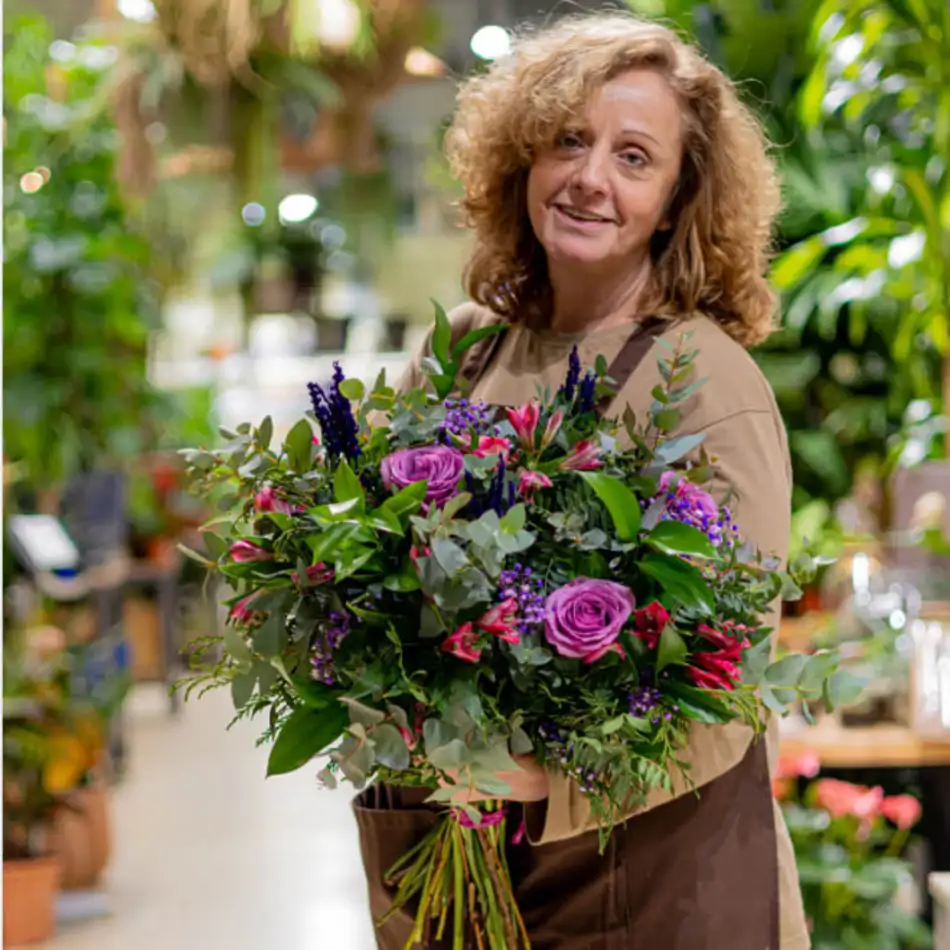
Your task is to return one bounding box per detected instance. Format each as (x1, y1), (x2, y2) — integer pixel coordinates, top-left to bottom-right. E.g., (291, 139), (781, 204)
(3, 633), (112, 944)
(775, 753), (933, 949)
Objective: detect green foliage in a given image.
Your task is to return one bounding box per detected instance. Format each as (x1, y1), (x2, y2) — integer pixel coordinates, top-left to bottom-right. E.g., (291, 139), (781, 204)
(3, 17), (168, 488)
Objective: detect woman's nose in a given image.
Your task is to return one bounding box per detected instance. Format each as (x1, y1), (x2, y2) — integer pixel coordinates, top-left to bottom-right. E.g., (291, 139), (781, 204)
(570, 145), (611, 196)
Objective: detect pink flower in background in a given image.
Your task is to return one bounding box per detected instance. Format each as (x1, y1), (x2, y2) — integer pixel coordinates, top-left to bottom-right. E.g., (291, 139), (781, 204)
(583, 642), (627, 664)
(560, 440), (603, 471)
(381, 445), (465, 506)
(544, 577), (635, 660)
(775, 751), (821, 781)
(441, 622), (482, 663)
(813, 779), (884, 821)
(517, 470), (553, 498)
(881, 794), (922, 830)
(254, 486), (297, 515)
(507, 402), (540, 450)
(472, 436), (512, 461)
(230, 540), (272, 563)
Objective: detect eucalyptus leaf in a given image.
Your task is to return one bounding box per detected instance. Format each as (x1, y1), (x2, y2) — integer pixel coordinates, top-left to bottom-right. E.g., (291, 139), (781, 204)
(371, 723), (410, 771)
(284, 418), (314, 471)
(230, 670), (257, 710)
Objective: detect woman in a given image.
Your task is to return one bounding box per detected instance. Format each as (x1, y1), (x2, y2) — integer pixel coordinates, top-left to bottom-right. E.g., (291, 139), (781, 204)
(355, 13), (808, 949)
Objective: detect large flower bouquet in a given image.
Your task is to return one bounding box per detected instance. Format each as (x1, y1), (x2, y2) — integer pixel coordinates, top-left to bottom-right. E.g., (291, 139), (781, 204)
(179, 306), (855, 949)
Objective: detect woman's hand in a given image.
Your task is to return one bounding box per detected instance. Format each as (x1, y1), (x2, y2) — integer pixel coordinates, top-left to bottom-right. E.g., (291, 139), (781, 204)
(445, 755), (549, 803)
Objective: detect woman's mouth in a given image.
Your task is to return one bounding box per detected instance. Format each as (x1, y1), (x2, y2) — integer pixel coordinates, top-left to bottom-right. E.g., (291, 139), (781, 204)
(554, 205), (614, 227)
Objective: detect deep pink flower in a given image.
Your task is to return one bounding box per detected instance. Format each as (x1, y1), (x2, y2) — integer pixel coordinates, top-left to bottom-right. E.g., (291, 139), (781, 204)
(560, 440), (603, 471)
(544, 577), (635, 659)
(454, 806), (506, 829)
(475, 599), (519, 644)
(472, 436), (512, 461)
(291, 563), (334, 588)
(507, 402), (541, 450)
(633, 602), (671, 650)
(230, 540), (272, 563)
(254, 486), (297, 515)
(228, 593), (264, 627)
(441, 622), (482, 663)
(517, 469), (553, 498)
(583, 642), (627, 664)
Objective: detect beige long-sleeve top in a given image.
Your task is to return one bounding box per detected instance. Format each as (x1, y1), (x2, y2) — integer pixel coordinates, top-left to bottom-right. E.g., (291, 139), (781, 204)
(397, 302), (810, 950)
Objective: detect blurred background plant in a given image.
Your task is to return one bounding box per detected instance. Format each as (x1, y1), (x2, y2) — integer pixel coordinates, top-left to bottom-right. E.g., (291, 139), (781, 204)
(775, 753), (933, 949)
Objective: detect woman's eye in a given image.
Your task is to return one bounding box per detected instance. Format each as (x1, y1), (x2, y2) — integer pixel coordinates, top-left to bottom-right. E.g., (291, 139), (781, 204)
(621, 150), (646, 167)
(556, 133), (583, 149)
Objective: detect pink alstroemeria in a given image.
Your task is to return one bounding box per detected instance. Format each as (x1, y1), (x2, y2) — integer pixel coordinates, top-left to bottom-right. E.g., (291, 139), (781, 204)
(230, 540), (273, 563)
(517, 469), (553, 498)
(291, 562), (335, 588)
(441, 622), (483, 663)
(254, 486), (296, 515)
(560, 440), (603, 471)
(472, 436), (513, 461)
(228, 593), (264, 626)
(540, 410), (564, 450)
(507, 402), (541, 451)
(583, 642), (627, 664)
(475, 599), (519, 644)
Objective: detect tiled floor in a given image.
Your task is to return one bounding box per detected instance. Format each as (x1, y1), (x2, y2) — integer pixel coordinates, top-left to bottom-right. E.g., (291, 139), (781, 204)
(46, 686), (377, 950)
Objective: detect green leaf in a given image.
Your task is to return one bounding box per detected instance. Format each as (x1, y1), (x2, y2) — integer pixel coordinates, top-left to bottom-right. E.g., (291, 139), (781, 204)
(257, 415), (273, 450)
(656, 624), (688, 672)
(252, 613), (287, 657)
(470, 772), (513, 797)
(291, 677), (339, 709)
(510, 726), (533, 755)
(372, 723), (410, 771)
(383, 570), (422, 593)
(639, 555), (715, 614)
(765, 654), (809, 690)
(451, 323), (507, 360)
(652, 434), (705, 466)
(500, 503), (526, 533)
(379, 480), (428, 522)
(823, 669), (868, 712)
(431, 299), (453, 369)
(284, 418), (315, 471)
(342, 697), (387, 727)
(306, 521), (361, 563)
(739, 636), (772, 686)
(266, 703), (349, 776)
(431, 538), (469, 576)
(178, 543), (215, 567)
(338, 378), (365, 401)
(579, 471), (642, 541)
(333, 460), (365, 508)
(653, 408), (681, 431)
(230, 670), (257, 709)
(428, 739), (471, 771)
(223, 626), (253, 664)
(667, 684), (732, 724)
(645, 520), (717, 559)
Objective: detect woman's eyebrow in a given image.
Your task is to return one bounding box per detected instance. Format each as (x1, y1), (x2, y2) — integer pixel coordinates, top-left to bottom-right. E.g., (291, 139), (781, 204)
(618, 124), (661, 146)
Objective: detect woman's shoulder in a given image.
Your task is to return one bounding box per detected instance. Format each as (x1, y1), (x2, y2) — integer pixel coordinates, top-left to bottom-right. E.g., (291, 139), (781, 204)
(656, 312), (780, 423)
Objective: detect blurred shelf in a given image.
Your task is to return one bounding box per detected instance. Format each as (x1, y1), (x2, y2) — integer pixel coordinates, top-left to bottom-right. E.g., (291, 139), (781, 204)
(780, 717), (950, 768)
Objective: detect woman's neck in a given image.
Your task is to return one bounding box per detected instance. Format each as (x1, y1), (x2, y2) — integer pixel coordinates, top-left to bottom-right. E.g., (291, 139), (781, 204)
(547, 255), (653, 334)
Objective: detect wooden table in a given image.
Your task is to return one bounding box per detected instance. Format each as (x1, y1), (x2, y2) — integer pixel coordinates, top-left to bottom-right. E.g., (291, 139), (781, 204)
(780, 719), (950, 768)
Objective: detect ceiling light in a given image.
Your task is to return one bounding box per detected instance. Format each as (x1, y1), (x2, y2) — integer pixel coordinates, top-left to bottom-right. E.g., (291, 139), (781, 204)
(117, 0), (157, 23)
(471, 25), (511, 61)
(278, 193), (319, 225)
(241, 202), (266, 227)
(404, 47), (445, 78)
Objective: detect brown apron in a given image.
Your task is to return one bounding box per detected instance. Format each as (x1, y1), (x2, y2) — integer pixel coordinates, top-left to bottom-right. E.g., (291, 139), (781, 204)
(353, 322), (781, 949)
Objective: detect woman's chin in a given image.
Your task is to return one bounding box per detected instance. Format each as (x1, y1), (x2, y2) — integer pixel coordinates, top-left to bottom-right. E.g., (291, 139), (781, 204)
(544, 240), (614, 269)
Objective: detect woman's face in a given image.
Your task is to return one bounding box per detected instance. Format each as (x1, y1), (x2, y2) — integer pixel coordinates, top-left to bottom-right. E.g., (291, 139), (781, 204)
(527, 68), (684, 275)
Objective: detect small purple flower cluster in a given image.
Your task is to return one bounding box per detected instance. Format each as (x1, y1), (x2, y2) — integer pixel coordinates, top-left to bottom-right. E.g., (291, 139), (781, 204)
(498, 563), (545, 634)
(307, 363), (361, 460)
(441, 398), (494, 442)
(577, 372), (598, 414)
(559, 347), (582, 403)
(311, 609), (350, 685)
(628, 686), (679, 726)
(539, 723), (598, 794)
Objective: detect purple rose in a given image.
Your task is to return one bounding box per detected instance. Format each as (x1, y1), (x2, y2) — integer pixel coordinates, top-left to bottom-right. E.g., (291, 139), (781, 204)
(381, 445), (465, 506)
(544, 577), (635, 660)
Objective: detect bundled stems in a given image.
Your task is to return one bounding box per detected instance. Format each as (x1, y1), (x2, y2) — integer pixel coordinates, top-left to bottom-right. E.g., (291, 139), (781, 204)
(382, 807), (531, 950)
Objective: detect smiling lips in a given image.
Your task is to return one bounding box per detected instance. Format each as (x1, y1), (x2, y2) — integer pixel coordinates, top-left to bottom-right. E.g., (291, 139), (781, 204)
(554, 204), (615, 225)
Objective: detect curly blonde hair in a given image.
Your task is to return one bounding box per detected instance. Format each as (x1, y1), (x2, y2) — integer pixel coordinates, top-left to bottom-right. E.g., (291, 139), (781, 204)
(444, 13), (782, 347)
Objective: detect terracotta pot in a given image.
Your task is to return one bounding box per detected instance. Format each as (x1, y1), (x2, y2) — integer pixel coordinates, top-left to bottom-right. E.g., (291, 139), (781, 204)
(2, 857), (60, 946)
(45, 785), (112, 890)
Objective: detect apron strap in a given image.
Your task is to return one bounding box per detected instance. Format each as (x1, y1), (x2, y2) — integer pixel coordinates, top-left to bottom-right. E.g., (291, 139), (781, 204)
(595, 318), (661, 419)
